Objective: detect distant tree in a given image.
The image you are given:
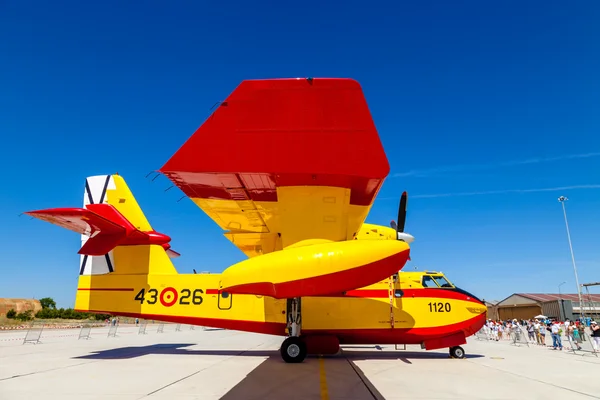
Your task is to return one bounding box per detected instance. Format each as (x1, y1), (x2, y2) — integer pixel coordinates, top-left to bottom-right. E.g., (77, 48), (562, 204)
(6, 309), (16, 318)
(39, 297), (57, 310)
(16, 310), (33, 321)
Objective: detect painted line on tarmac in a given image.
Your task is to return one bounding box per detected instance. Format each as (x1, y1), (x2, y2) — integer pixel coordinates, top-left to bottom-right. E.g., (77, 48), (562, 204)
(0, 360), (101, 382)
(318, 356), (329, 400)
(141, 342), (269, 398)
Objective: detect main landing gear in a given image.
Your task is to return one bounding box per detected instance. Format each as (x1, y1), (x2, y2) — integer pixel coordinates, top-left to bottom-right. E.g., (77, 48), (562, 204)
(280, 297), (307, 363)
(449, 346), (465, 359)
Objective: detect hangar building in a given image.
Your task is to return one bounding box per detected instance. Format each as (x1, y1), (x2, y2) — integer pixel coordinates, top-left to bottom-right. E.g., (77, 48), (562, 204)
(496, 293), (600, 321)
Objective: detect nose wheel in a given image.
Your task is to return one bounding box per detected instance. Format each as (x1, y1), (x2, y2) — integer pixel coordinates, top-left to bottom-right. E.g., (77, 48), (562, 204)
(449, 346), (465, 359)
(280, 336), (307, 363)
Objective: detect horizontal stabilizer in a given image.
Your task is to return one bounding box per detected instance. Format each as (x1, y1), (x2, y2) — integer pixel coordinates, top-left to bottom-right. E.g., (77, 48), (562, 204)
(25, 207), (125, 238)
(25, 204), (173, 256)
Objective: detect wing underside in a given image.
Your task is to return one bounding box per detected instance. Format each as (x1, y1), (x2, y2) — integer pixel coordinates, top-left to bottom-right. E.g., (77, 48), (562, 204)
(160, 78), (390, 257)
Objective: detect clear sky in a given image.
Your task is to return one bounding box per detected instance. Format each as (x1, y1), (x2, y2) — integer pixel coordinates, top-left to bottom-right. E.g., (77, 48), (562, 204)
(1, 1), (599, 308)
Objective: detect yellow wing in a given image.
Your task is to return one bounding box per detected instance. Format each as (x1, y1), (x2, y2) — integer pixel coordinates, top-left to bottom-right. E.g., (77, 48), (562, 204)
(159, 78), (390, 257)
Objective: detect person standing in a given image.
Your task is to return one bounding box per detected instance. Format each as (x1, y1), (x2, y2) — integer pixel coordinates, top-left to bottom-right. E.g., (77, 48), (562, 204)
(591, 321), (600, 353)
(527, 321), (535, 342)
(534, 320), (542, 345)
(551, 321), (563, 350)
(567, 323), (582, 350)
(578, 321), (586, 342)
(539, 321), (547, 346)
(571, 323), (583, 350)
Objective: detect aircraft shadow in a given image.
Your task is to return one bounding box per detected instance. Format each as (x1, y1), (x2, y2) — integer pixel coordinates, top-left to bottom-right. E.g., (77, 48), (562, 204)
(72, 343), (485, 399)
(217, 353), (388, 400)
(73, 343), (484, 361)
(72, 343), (275, 360)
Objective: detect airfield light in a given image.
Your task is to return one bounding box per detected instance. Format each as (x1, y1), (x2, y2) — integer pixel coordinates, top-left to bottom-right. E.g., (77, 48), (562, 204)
(557, 196), (585, 318)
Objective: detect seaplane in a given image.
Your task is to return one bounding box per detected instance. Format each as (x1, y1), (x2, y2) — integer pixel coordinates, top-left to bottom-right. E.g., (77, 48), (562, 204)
(25, 78), (486, 363)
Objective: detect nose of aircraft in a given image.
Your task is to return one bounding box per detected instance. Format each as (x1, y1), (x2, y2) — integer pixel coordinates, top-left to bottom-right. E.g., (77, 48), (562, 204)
(467, 305), (487, 336)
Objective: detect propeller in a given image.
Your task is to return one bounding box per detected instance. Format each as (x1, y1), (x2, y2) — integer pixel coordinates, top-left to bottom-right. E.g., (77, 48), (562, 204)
(391, 191), (415, 244)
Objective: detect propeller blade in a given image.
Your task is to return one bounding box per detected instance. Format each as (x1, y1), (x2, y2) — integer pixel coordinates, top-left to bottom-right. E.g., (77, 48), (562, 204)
(397, 191), (407, 233)
(390, 220), (397, 230)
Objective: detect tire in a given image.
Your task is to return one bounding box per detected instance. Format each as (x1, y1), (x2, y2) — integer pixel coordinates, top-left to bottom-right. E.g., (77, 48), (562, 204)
(449, 346), (465, 359)
(280, 336), (307, 363)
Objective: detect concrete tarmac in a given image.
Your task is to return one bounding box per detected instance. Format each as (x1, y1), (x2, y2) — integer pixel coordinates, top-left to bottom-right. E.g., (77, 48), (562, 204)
(1, 324), (599, 399)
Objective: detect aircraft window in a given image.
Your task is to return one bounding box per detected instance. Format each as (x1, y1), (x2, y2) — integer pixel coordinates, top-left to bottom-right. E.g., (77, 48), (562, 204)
(394, 289), (404, 298)
(221, 291), (230, 298)
(422, 276), (439, 288)
(432, 276), (453, 288)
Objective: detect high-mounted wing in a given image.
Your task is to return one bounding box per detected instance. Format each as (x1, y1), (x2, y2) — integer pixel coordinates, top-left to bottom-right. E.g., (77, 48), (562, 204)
(159, 78), (389, 257)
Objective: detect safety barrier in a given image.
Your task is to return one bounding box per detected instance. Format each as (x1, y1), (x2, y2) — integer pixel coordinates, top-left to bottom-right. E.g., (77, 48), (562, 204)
(138, 320), (148, 335)
(477, 323), (599, 358)
(23, 322), (44, 344)
(1, 320), (212, 345)
(475, 327), (488, 341)
(78, 323), (92, 340)
(510, 326), (530, 347)
(564, 330), (599, 357)
(108, 324), (118, 337)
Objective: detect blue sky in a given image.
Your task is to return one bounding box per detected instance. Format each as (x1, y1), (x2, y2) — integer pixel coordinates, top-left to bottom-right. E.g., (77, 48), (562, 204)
(1, 1), (599, 308)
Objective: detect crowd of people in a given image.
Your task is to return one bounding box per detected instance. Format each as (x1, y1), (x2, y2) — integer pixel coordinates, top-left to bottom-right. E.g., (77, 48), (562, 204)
(482, 318), (600, 352)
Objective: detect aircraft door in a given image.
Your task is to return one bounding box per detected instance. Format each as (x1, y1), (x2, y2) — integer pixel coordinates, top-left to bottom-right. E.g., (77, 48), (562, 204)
(218, 291), (233, 310)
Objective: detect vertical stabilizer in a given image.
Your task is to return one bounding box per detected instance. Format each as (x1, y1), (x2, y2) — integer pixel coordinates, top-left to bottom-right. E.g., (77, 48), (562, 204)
(78, 174), (177, 276)
(80, 175), (116, 275)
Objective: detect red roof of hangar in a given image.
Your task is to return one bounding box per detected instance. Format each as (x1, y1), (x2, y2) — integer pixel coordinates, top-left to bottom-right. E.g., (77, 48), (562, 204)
(159, 78), (390, 206)
(517, 293), (600, 302)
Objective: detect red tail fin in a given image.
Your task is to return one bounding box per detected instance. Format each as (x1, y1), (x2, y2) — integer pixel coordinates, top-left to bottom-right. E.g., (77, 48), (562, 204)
(25, 204), (172, 256)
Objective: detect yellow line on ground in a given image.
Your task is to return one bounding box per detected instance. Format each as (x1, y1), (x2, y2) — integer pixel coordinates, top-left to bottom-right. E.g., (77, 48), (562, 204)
(319, 356), (329, 400)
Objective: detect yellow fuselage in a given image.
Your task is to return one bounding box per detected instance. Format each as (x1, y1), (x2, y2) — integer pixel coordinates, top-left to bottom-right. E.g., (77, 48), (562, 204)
(75, 270), (486, 349)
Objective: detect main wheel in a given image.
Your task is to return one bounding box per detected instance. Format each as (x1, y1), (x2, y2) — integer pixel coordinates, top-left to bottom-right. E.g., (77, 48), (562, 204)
(449, 346), (465, 359)
(280, 336), (307, 363)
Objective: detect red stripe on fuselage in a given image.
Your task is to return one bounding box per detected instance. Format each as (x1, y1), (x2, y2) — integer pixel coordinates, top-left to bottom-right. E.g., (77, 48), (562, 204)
(202, 287), (483, 304)
(76, 311), (486, 346)
(315, 288), (483, 304)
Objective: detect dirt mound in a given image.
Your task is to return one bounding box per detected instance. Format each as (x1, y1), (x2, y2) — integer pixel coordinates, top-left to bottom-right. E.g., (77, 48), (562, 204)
(0, 298), (42, 316)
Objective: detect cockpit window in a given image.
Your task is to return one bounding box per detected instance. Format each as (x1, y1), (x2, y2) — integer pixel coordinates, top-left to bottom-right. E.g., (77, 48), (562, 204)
(422, 275), (439, 288)
(432, 275), (453, 288)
